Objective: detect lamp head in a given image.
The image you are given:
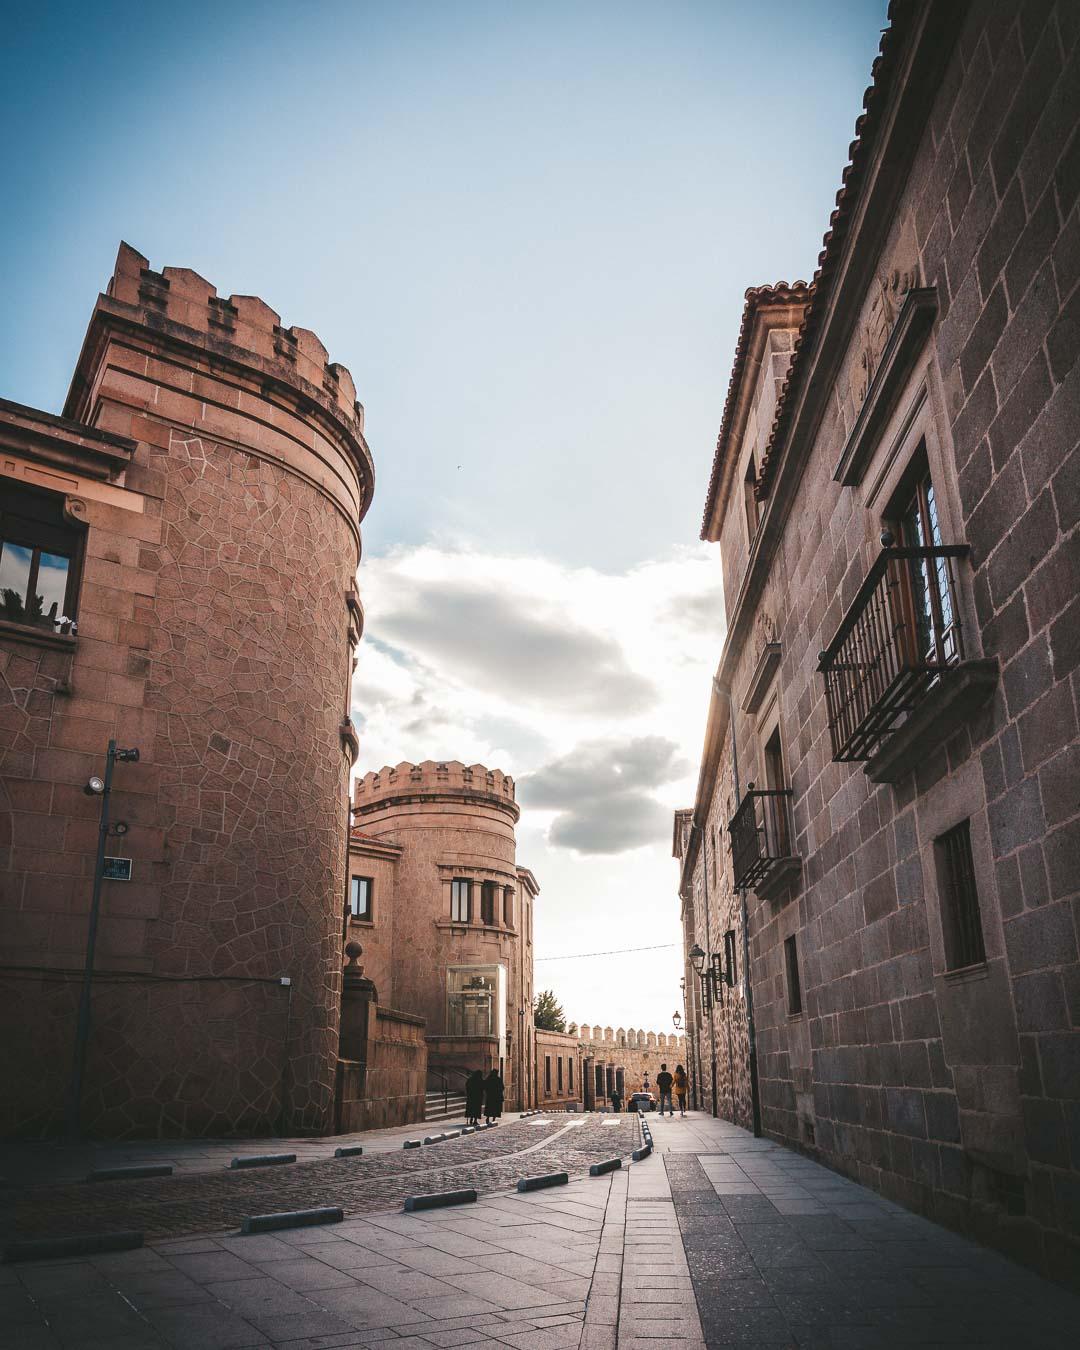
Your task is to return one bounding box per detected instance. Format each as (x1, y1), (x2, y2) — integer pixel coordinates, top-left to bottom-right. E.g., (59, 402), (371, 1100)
(688, 943), (706, 974)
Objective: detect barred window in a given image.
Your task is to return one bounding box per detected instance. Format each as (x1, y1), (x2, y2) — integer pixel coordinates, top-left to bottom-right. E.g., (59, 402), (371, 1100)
(937, 820), (985, 970)
(724, 929), (737, 986)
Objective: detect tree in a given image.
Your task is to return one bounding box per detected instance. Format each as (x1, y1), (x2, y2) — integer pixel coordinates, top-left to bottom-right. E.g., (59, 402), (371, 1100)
(533, 990), (567, 1032)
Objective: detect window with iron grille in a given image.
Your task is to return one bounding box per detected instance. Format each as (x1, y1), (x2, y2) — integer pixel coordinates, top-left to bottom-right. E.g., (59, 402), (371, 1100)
(784, 935), (802, 1015)
(557, 1057), (563, 1093)
(937, 819), (985, 970)
(450, 877), (471, 923)
(724, 929), (737, 986)
(545, 1055), (552, 1092)
(480, 880), (497, 926)
(569, 1057), (574, 1091)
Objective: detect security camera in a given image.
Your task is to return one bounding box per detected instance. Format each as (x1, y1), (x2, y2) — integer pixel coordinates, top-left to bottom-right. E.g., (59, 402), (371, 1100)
(84, 776), (106, 796)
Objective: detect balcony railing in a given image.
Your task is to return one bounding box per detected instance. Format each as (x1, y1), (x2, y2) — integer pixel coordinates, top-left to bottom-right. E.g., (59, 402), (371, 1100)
(729, 788), (795, 891)
(818, 544), (969, 763)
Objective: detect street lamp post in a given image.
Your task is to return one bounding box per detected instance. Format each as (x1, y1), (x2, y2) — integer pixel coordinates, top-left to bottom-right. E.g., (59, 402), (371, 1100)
(689, 942), (719, 1118)
(66, 739), (139, 1142)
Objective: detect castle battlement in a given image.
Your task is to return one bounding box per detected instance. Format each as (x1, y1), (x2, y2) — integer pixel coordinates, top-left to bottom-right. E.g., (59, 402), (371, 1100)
(353, 760), (517, 810)
(98, 242), (365, 435)
(575, 1024), (686, 1053)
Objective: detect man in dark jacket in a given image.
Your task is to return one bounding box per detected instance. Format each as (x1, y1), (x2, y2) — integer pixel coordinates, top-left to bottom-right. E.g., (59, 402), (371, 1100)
(656, 1063), (674, 1117)
(610, 1085), (623, 1113)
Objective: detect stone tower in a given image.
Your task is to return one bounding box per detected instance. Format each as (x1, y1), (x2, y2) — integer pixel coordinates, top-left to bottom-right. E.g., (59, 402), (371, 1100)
(1, 243), (372, 1137)
(349, 760), (537, 1108)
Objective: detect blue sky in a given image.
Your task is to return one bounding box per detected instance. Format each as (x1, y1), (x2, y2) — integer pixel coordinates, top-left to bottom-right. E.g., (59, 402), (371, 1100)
(2, 0), (889, 1030)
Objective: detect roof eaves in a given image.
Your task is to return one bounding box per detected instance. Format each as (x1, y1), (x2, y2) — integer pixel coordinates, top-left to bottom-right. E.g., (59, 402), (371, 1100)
(699, 282), (811, 541)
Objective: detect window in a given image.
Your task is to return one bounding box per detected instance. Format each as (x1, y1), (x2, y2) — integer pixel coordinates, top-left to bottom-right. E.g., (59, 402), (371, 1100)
(450, 878), (471, 923)
(480, 880), (496, 926)
(349, 876), (372, 921)
(557, 1057), (563, 1093)
(889, 450), (960, 667)
(0, 484), (85, 632)
(545, 1056), (552, 1092)
(744, 453), (760, 541)
(784, 935), (802, 1015)
(447, 966), (500, 1036)
(763, 727), (791, 856)
(503, 886), (514, 927)
(569, 1057), (574, 1091)
(724, 929), (737, 986)
(937, 820), (985, 970)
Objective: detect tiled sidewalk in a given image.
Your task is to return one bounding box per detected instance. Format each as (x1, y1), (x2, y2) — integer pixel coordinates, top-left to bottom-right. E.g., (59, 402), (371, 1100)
(6, 1112), (1080, 1348)
(651, 1113), (1080, 1349)
(4, 1179), (609, 1349)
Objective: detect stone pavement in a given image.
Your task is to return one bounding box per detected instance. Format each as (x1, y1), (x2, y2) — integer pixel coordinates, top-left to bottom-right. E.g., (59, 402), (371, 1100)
(1, 1116), (637, 1243)
(651, 1111), (1080, 1349)
(5, 1111), (1080, 1348)
(0, 1116), (494, 1187)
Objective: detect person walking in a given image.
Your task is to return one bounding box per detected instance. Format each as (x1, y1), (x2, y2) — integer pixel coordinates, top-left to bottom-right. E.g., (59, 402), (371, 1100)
(483, 1069), (504, 1124)
(674, 1064), (688, 1116)
(610, 1084), (623, 1113)
(656, 1063), (674, 1117)
(465, 1069), (484, 1126)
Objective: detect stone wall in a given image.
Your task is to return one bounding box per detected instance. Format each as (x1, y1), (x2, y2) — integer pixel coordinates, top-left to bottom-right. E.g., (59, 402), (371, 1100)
(574, 1025), (689, 1106)
(336, 1006), (427, 1134)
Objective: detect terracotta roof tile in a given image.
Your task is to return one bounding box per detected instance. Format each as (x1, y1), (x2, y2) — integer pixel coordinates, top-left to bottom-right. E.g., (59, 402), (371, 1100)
(699, 281), (811, 540)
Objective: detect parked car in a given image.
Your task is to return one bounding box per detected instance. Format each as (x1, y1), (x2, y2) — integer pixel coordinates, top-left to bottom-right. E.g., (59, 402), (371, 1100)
(628, 1091), (656, 1112)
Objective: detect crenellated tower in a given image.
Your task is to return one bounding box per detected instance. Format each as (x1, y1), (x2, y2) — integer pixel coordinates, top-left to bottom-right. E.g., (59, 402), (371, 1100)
(1, 242), (372, 1137)
(349, 759), (537, 1109)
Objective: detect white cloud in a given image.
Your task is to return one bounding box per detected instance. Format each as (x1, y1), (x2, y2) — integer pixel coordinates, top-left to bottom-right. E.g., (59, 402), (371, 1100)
(350, 541), (725, 1029)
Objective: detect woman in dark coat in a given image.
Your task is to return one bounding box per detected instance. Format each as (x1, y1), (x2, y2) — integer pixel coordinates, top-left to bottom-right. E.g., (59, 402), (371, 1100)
(465, 1070), (484, 1126)
(483, 1070), (504, 1124)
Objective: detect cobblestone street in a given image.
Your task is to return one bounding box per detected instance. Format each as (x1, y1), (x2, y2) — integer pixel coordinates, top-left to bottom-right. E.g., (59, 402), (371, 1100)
(1, 1115), (638, 1243)
(5, 1112), (1080, 1348)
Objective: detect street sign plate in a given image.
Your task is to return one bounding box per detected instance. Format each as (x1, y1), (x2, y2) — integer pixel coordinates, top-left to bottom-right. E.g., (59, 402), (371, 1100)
(103, 857), (133, 881)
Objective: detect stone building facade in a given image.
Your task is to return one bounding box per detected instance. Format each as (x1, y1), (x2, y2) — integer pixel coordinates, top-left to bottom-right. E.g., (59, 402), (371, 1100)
(535, 1027), (582, 1111)
(676, 1), (1079, 1280)
(348, 760), (538, 1111)
(574, 1023), (689, 1108)
(1, 244), (373, 1138)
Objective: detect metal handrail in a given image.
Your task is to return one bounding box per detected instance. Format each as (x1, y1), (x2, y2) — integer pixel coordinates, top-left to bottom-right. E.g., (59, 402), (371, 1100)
(818, 545), (968, 667)
(818, 544), (969, 762)
(728, 789), (795, 891)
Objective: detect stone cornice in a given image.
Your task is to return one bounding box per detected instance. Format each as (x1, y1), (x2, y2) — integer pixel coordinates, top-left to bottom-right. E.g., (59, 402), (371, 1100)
(0, 396), (136, 482)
